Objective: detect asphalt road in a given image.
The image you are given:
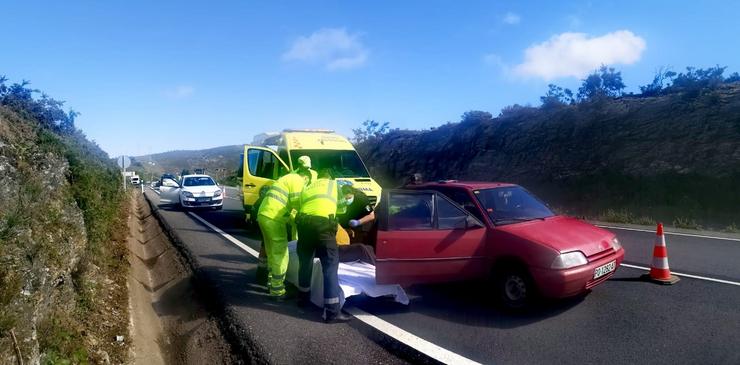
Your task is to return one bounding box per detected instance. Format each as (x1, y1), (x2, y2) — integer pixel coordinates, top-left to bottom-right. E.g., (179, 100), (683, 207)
(148, 186), (740, 364)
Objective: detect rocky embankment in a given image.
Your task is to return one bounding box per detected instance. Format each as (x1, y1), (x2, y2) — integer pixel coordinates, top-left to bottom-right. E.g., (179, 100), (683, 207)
(0, 106), (129, 363)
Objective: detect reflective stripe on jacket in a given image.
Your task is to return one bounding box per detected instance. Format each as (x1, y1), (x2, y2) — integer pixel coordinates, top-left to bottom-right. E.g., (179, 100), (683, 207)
(258, 173), (305, 220)
(299, 178), (338, 218)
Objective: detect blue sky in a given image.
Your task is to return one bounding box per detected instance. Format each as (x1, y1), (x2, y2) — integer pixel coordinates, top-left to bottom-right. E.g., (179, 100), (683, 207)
(1, 0), (738, 157)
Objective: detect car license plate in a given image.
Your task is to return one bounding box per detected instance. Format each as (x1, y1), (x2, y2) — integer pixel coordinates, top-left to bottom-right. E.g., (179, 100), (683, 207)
(196, 197), (211, 202)
(593, 260), (616, 279)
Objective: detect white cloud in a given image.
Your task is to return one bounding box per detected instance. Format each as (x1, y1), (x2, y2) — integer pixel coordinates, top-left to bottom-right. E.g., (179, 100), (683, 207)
(282, 28), (368, 71)
(503, 12), (521, 25)
(513, 30), (646, 80)
(164, 85), (195, 99)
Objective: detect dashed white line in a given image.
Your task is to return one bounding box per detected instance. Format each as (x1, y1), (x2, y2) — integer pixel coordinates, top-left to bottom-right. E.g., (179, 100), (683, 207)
(620, 263), (740, 287)
(187, 211), (483, 365)
(597, 225), (740, 242)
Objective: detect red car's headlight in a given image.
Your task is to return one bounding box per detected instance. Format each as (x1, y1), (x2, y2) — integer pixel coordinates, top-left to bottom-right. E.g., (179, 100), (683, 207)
(611, 237), (622, 251)
(551, 251), (588, 269)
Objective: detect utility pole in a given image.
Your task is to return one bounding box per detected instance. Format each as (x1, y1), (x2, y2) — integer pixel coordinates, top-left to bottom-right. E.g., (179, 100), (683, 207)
(118, 155), (131, 191)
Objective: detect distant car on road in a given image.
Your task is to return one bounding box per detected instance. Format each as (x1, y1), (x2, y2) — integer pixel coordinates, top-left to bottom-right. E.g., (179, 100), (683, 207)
(130, 176), (140, 185)
(374, 181), (624, 309)
(158, 174), (223, 210)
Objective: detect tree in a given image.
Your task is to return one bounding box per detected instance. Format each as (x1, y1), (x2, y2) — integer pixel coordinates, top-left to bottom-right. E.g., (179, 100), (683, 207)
(540, 84), (574, 107)
(639, 67), (677, 96)
(669, 65), (726, 91)
(460, 110), (493, 124)
(498, 104), (536, 118)
(726, 72), (740, 83)
(577, 66), (626, 101)
(352, 120), (390, 144)
(0, 76), (75, 133)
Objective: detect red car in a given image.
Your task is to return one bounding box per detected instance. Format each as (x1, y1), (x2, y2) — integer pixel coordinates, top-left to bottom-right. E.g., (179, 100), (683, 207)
(374, 181), (624, 308)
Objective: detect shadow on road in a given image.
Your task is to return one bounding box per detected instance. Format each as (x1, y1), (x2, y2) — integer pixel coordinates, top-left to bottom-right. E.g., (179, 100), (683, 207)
(201, 254), (252, 265)
(193, 263), (329, 324)
(350, 280), (587, 330)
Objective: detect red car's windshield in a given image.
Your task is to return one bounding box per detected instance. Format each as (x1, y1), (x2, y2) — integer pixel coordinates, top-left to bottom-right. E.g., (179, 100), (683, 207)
(474, 186), (554, 224)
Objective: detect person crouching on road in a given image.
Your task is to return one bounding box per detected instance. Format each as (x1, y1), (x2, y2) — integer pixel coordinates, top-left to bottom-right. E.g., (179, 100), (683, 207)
(256, 168), (311, 300)
(296, 168), (351, 323)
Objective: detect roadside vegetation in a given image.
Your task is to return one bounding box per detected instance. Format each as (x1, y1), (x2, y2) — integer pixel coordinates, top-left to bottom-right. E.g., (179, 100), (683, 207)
(355, 65), (740, 231)
(0, 76), (129, 363)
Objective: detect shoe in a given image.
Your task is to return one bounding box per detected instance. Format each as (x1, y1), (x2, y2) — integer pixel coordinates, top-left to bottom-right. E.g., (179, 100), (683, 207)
(270, 290), (295, 301)
(268, 293), (288, 302)
(323, 309), (352, 323)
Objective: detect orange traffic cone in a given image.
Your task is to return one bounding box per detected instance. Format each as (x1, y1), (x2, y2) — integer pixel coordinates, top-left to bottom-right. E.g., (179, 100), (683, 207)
(641, 223), (679, 285)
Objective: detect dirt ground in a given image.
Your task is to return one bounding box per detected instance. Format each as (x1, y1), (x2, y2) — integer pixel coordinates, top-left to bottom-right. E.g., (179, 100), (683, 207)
(127, 193), (235, 364)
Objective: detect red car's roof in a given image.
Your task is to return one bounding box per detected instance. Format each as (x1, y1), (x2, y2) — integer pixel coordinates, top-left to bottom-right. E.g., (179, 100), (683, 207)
(409, 180), (518, 190)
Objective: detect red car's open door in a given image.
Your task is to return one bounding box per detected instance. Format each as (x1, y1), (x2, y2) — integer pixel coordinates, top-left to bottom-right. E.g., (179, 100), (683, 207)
(375, 190), (488, 286)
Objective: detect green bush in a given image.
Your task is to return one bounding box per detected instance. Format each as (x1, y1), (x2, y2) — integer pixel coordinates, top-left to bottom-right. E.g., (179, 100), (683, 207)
(673, 217), (702, 230)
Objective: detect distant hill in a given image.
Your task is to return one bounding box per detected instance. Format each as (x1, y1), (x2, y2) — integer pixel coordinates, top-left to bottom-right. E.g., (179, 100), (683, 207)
(130, 145), (243, 180)
(357, 83), (740, 230)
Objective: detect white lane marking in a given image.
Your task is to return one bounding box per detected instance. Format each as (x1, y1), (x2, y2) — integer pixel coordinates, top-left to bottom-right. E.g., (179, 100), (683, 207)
(188, 212), (482, 365)
(345, 307), (482, 365)
(620, 263), (740, 287)
(597, 225), (740, 242)
(188, 212), (260, 257)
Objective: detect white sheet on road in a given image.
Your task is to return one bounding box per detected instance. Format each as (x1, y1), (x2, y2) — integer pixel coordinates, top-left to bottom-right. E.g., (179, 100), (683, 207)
(285, 241), (409, 308)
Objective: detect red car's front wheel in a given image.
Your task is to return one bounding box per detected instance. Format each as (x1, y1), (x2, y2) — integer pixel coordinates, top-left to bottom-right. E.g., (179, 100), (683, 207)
(495, 266), (535, 310)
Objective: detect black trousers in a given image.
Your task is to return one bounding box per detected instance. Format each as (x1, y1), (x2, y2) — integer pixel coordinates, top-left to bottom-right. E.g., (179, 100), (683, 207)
(296, 215), (341, 313)
(338, 244), (376, 265)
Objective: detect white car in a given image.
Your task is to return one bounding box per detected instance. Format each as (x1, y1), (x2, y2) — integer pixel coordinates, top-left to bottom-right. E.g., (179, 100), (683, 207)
(159, 174), (223, 210)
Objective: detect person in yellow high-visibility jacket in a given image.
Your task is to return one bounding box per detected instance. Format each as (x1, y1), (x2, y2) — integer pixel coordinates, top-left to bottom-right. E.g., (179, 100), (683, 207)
(296, 155), (318, 183)
(296, 168), (351, 323)
(257, 168), (311, 299)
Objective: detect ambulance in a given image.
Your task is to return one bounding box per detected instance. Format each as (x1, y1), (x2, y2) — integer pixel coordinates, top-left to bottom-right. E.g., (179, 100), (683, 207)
(241, 129), (382, 223)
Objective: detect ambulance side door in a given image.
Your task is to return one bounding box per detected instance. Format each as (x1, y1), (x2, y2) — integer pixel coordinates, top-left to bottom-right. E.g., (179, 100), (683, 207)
(242, 146), (290, 207)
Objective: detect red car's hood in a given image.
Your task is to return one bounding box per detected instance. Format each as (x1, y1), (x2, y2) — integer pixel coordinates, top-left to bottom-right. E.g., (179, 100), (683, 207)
(495, 216), (615, 257)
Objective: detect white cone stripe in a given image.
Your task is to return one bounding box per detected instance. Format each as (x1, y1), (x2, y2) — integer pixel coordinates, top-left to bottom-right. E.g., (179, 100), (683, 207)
(654, 235), (666, 247)
(652, 256), (670, 270)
